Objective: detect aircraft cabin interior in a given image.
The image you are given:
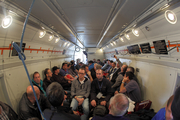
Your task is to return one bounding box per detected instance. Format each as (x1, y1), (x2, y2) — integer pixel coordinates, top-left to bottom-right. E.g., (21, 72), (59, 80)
(0, 0), (180, 120)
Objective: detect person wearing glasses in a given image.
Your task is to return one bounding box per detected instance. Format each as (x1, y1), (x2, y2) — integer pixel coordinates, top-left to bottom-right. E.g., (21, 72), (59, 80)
(70, 68), (91, 120)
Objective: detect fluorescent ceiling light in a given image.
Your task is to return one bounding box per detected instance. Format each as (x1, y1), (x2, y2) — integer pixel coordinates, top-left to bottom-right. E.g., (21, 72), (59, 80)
(119, 37), (124, 42)
(165, 10), (177, 24)
(132, 29), (139, 37)
(113, 41), (116, 45)
(1, 15), (13, 28)
(39, 31), (46, 38)
(110, 43), (114, 46)
(125, 34), (130, 40)
(48, 35), (54, 41)
(55, 38), (60, 43)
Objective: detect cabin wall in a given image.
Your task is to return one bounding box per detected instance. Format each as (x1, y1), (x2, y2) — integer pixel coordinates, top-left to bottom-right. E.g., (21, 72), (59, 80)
(104, 5), (180, 112)
(0, 17), (73, 112)
(87, 48), (105, 61)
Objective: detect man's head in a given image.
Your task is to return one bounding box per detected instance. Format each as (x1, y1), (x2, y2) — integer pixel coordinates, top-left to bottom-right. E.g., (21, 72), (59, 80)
(165, 95), (174, 120)
(33, 72), (41, 84)
(78, 68), (86, 80)
(62, 62), (68, 70)
(110, 60), (113, 66)
(117, 63), (120, 68)
(171, 86), (180, 120)
(79, 62), (83, 66)
(96, 69), (103, 81)
(121, 65), (128, 73)
(82, 65), (89, 73)
(46, 82), (64, 107)
(97, 59), (100, 63)
(124, 72), (134, 81)
(52, 66), (60, 75)
(44, 68), (52, 78)
(109, 93), (129, 116)
(126, 67), (135, 74)
(67, 63), (71, 69)
(112, 62), (116, 68)
(26, 85), (40, 104)
(89, 60), (93, 66)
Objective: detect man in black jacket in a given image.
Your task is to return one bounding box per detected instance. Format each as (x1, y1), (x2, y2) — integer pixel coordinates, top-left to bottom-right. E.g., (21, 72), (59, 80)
(90, 69), (112, 108)
(52, 66), (71, 90)
(43, 68), (53, 91)
(18, 85), (51, 120)
(44, 82), (80, 120)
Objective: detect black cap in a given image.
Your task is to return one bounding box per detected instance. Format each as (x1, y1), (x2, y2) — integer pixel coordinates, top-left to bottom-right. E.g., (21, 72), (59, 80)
(52, 66), (59, 72)
(172, 87), (180, 120)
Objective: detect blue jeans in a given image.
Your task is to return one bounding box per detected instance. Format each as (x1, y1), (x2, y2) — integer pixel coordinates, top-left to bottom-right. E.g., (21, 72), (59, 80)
(70, 98), (89, 120)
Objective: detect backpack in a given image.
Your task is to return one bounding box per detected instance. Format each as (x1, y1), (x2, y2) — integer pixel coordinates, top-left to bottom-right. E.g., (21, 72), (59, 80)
(93, 105), (108, 117)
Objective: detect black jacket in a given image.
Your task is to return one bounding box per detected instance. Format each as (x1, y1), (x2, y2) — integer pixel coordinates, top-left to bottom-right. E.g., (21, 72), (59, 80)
(44, 106), (80, 120)
(52, 74), (71, 89)
(18, 93), (51, 120)
(111, 68), (121, 84)
(90, 68), (96, 80)
(0, 101), (18, 120)
(90, 78), (113, 102)
(43, 77), (53, 91)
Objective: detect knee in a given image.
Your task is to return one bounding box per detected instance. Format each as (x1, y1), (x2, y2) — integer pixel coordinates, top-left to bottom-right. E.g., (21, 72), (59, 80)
(83, 105), (89, 113)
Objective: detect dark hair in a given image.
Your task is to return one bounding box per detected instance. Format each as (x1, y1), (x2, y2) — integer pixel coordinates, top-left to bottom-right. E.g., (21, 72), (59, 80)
(89, 60), (94, 64)
(97, 59), (100, 61)
(44, 68), (50, 77)
(70, 60), (74, 65)
(46, 82), (64, 107)
(125, 72), (134, 80)
(81, 65), (88, 69)
(79, 68), (85, 73)
(112, 62), (116, 66)
(33, 72), (39, 79)
(52, 66), (59, 73)
(62, 62), (67, 68)
(127, 67), (135, 73)
(67, 63), (71, 67)
(110, 60), (113, 63)
(167, 95), (174, 107)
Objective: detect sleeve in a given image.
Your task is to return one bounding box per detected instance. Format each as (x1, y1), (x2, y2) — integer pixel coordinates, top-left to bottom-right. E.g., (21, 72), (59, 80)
(151, 108), (165, 120)
(18, 111), (34, 120)
(90, 80), (97, 101)
(105, 80), (113, 102)
(71, 80), (76, 98)
(41, 94), (51, 111)
(125, 81), (137, 93)
(84, 80), (91, 98)
(111, 74), (123, 88)
(59, 69), (66, 76)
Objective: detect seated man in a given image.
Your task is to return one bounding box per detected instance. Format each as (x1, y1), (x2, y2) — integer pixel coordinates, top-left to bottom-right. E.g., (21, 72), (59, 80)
(59, 62), (74, 81)
(90, 69), (112, 108)
(43, 68), (53, 91)
(152, 95), (174, 120)
(126, 67), (139, 85)
(101, 60), (110, 71)
(92, 93), (129, 120)
(44, 82), (80, 120)
(52, 66), (71, 90)
(106, 62), (117, 79)
(83, 64), (93, 82)
(32, 72), (46, 96)
(88, 60), (94, 70)
(70, 68), (91, 120)
(90, 64), (102, 80)
(67, 63), (77, 77)
(111, 64), (128, 91)
(115, 72), (142, 103)
(18, 85), (51, 120)
(0, 101), (18, 120)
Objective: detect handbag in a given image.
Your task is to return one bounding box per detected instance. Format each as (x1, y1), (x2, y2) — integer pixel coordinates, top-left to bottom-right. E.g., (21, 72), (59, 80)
(134, 100), (152, 111)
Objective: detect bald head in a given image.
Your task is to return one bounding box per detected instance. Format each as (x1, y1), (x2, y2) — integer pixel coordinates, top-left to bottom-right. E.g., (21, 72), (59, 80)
(109, 93), (129, 116)
(26, 85), (40, 100)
